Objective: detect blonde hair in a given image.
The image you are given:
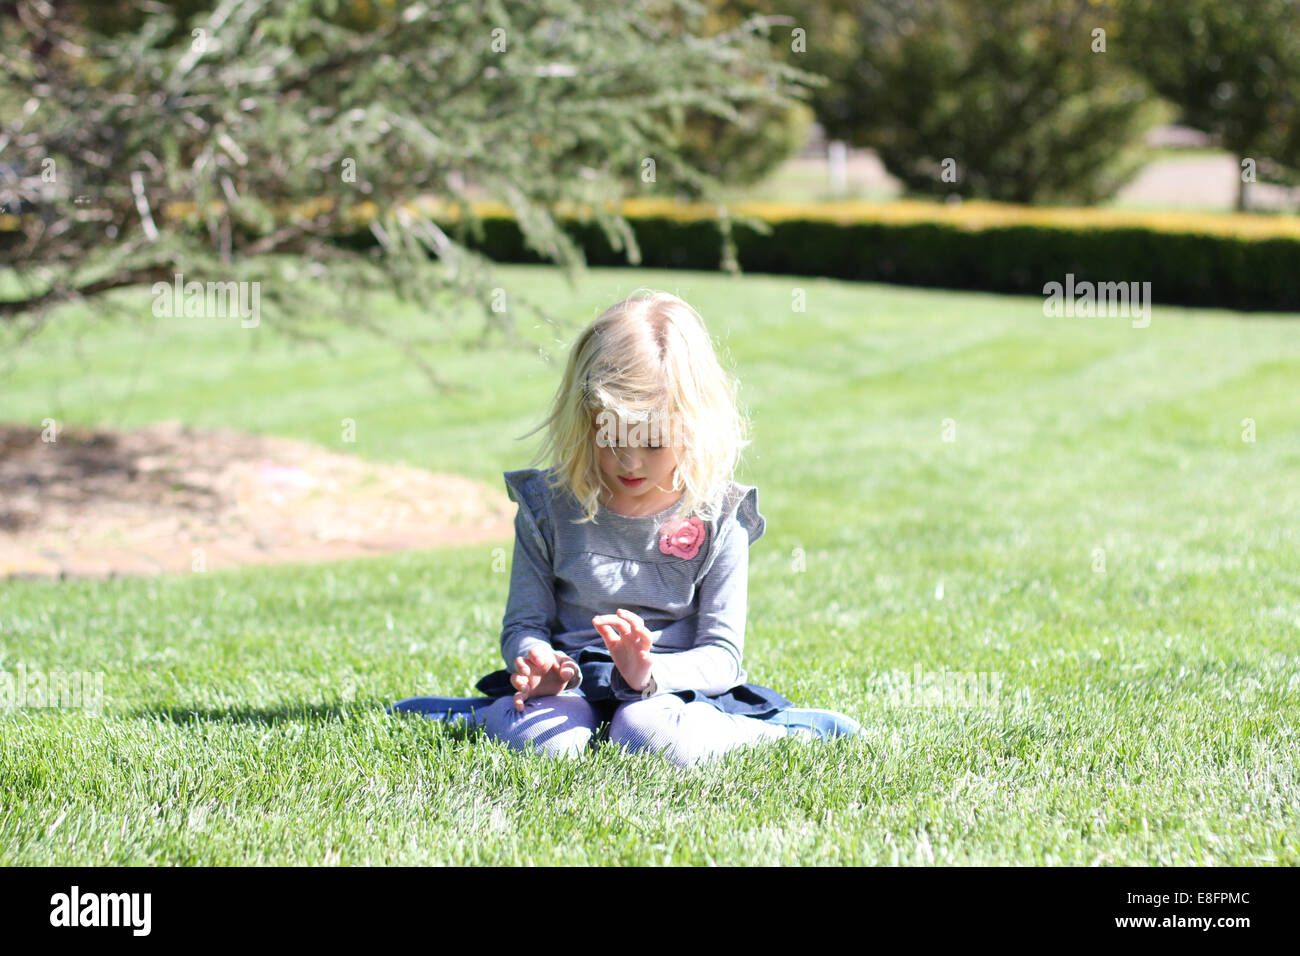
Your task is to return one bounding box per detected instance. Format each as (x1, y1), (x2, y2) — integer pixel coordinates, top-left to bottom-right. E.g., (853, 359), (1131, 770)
(517, 289), (753, 525)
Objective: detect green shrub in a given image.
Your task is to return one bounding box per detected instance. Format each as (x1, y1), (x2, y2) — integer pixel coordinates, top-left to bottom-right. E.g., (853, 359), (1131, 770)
(435, 201), (1300, 313)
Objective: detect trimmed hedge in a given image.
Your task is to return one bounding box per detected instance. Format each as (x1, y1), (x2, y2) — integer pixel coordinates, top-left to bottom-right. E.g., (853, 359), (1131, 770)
(414, 201), (1300, 313)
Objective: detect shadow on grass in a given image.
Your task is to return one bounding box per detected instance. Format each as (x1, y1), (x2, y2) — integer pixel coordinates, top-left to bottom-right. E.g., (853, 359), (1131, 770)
(130, 700), (480, 739)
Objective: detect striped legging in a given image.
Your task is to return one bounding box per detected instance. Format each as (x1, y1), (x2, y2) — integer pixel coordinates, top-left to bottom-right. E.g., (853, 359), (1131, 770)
(470, 692), (789, 768)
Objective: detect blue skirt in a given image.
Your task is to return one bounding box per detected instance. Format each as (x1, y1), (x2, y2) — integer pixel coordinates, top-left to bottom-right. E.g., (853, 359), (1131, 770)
(473, 645), (791, 724)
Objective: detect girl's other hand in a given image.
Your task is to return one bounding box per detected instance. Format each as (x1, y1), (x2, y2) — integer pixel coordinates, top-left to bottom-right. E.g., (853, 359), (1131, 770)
(512, 646), (579, 712)
(593, 608), (654, 692)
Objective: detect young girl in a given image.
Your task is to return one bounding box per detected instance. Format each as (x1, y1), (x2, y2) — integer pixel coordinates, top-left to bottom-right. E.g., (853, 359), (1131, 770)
(393, 290), (858, 766)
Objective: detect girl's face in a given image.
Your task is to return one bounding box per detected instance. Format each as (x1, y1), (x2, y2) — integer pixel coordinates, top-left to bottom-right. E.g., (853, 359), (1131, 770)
(594, 418), (683, 511)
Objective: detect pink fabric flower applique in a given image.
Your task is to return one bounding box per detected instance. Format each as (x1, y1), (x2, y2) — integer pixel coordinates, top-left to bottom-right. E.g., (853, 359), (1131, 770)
(659, 515), (705, 560)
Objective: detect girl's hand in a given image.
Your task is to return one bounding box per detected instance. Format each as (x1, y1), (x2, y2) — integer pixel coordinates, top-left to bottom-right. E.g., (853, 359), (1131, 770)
(511, 646), (579, 712)
(593, 608), (654, 692)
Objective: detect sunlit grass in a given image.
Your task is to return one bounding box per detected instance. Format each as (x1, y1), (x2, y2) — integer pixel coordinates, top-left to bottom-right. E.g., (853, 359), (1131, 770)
(1, 264), (1298, 864)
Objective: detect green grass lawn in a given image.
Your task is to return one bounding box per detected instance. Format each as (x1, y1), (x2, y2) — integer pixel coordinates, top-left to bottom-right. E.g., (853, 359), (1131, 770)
(2, 264), (1298, 864)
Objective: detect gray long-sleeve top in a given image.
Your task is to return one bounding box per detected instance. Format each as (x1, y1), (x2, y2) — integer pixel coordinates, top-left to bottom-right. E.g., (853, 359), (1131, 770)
(499, 467), (767, 699)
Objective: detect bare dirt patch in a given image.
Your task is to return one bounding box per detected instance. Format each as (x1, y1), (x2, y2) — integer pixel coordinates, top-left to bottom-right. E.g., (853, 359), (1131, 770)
(0, 421), (515, 579)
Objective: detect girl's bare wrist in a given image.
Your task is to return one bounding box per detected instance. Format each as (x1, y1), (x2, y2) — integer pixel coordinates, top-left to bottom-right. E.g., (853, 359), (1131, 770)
(633, 664), (655, 694)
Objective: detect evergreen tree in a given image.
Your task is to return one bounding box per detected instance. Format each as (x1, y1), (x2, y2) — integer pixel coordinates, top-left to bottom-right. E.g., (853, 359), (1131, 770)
(725, 0), (1159, 205)
(0, 0), (816, 367)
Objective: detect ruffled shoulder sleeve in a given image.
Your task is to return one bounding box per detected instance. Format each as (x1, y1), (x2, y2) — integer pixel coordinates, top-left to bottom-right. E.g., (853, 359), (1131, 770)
(693, 481), (766, 583)
(503, 467), (555, 563)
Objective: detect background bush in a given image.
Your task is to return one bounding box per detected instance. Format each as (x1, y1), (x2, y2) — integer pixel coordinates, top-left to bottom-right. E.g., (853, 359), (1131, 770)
(398, 199), (1300, 312)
